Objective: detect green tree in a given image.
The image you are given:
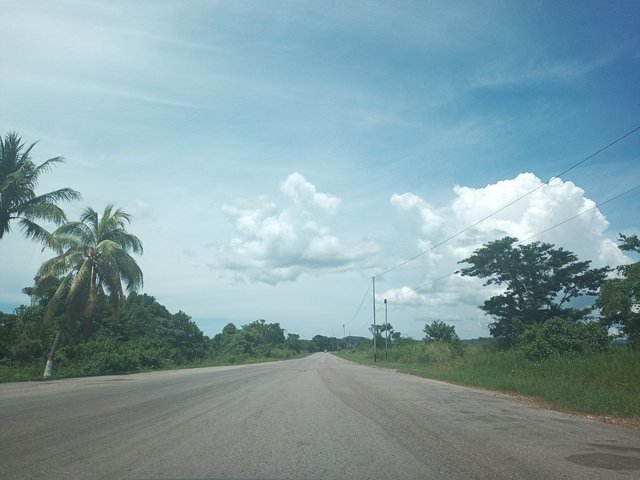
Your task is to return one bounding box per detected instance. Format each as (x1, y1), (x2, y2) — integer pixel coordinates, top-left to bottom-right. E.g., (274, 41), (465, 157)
(459, 237), (609, 348)
(242, 319), (285, 348)
(0, 132), (80, 244)
(311, 334), (337, 352)
(37, 205), (143, 377)
(423, 320), (459, 343)
(598, 233), (640, 349)
(222, 323), (238, 336)
(286, 333), (301, 352)
(209, 320), (289, 357)
(369, 322), (395, 357)
(368, 324), (384, 346)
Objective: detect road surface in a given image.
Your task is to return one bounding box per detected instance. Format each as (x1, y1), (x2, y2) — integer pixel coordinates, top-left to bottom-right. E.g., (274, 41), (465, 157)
(1, 353), (639, 479)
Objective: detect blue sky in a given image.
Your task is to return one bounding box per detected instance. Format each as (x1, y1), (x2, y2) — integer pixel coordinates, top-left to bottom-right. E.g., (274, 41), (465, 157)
(1, 0), (639, 340)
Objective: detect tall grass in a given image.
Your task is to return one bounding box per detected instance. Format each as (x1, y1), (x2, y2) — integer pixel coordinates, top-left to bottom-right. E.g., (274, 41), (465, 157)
(338, 343), (640, 418)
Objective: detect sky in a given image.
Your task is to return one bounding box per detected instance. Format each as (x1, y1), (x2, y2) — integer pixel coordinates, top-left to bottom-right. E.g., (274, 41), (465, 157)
(1, 0), (639, 340)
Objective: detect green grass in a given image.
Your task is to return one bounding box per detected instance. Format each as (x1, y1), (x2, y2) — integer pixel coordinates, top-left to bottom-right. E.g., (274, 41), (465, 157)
(336, 343), (640, 419)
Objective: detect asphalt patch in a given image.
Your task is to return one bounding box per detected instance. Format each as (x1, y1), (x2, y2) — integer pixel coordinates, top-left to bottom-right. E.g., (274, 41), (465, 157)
(566, 453), (640, 470)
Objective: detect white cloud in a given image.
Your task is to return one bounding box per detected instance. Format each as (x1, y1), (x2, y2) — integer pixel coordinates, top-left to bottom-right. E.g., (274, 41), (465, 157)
(446, 173), (626, 267)
(390, 192), (444, 236)
(379, 275), (501, 310)
(219, 173), (378, 284)
(378, 286), (429, 307)
(280, 172), (341, 212)
(385, 173), (632, 332)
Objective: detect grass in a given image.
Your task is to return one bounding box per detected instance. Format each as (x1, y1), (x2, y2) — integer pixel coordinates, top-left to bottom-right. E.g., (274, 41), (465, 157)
(336, 343), (640, 420)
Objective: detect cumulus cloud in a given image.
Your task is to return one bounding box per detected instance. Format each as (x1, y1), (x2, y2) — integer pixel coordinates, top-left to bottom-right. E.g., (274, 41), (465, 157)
(219, 173), (378, 284)
(393, 172), (627, 267)
(390, 192), (444, 235)
(280, 172), (341, 212)
(386, 172), (630, 315)
(379, 275), (501, 310)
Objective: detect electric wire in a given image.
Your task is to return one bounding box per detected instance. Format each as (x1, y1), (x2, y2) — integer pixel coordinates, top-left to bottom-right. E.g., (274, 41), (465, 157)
(346, 278), (372, 328)
(374, 124), (640, 279)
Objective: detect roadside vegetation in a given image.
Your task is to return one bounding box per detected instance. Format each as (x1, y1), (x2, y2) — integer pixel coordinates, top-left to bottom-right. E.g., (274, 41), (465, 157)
(0, 292), (321, 382)
(337, 340), (640, 418)
(338, 233), (640, 420)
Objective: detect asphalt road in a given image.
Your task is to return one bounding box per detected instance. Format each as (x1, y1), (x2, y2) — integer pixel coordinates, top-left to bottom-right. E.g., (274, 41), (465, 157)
(1, 353), (639, 479)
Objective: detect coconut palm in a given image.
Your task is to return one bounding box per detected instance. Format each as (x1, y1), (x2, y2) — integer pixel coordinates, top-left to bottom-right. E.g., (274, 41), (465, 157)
(37, 205), (143, 377)
(0, 132), (80, 245)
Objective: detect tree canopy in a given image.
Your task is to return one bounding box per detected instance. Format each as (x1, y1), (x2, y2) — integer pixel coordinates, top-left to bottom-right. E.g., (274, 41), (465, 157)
(598, 234), (640, 349)
(38, 205), (144, 330)
(459, 237), (609, 348)
(0, 132), (80, 245)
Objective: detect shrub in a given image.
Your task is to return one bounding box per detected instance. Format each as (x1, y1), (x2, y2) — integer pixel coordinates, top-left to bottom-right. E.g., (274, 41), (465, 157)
(519, 317), (610, 361)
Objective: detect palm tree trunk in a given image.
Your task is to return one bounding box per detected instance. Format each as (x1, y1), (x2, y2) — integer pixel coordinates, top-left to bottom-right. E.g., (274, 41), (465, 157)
(43, 330), (62, 379)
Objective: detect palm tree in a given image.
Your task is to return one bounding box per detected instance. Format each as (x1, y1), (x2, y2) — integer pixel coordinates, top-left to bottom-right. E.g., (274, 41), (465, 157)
(37, 205), (144, 377)
(0, 132), (81, 246)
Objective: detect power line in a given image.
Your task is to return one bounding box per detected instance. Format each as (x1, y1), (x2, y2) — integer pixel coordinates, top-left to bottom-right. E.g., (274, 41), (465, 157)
(346, 278), (372, 328)
(374, 124), (640, 278)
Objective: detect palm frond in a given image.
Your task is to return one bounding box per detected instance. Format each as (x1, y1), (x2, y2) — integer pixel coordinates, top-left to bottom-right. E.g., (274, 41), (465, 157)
(17, 218), (61, 252)
(53, 221), (95, 247)
(18, 203), (67, 225)
(38, 252), (73, 278)
(33, 156), (66, 177)
(108, 229), (144, 254)
(25, 187), (81, 207)
(112, 249), (144, 292)
(79, 207), (100, 239)
(109, 206), (133, 225)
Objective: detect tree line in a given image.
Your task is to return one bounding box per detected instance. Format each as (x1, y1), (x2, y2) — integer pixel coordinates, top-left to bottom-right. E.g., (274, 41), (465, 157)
(0, 290), (332, 378)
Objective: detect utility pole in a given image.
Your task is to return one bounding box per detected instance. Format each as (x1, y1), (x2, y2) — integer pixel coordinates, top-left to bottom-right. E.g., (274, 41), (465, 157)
(384, 298), (388, 360)
(342, 323), (345, 350)
(372, 276), (377, 362)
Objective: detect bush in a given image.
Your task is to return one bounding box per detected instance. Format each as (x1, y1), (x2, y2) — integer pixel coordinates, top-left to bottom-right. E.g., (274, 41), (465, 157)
(423, 320), (459, 343)
(56, 335), (183, 376)
(519, 317), (610, 361)
(421, 320), (465, 357)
